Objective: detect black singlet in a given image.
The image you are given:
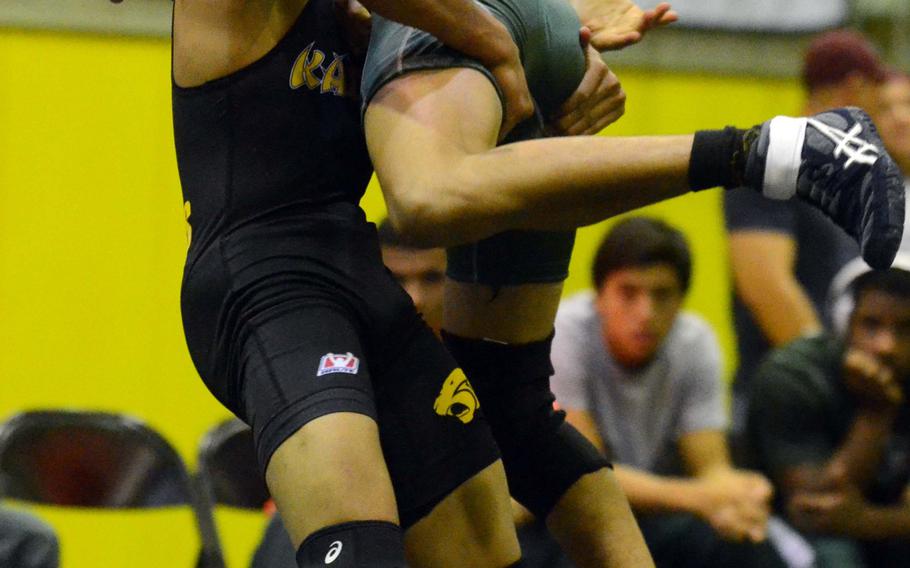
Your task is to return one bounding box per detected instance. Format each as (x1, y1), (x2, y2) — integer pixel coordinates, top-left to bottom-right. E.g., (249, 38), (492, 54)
(172, 0), (372, 266)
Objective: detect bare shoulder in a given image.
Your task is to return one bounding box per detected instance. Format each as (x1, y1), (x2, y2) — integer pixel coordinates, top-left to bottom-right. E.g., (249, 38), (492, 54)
(173, 0), (309, 87)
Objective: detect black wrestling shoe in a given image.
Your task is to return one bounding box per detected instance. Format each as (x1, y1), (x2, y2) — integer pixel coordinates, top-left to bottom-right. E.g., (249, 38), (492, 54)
(743, 107), (905, 269)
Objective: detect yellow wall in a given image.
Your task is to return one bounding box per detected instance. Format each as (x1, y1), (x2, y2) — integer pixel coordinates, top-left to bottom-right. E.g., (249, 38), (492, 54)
(0, 27), (802, 567)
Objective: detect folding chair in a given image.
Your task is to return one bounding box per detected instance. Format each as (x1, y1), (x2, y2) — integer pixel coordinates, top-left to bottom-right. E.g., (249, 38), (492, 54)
(197, 418), (279, 567)
(196, 418), (269, 511)
(0, 409), (225, 568)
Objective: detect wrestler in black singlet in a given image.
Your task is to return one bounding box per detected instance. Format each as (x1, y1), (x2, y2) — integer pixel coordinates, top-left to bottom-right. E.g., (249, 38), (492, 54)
(173, 0), (499, 528)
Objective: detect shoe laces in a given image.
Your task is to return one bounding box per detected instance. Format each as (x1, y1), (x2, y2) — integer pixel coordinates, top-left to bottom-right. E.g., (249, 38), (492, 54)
(806, 118), (880, 169)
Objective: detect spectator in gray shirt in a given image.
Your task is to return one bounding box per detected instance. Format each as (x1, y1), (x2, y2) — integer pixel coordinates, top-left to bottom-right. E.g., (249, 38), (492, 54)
(550, 217), (784, 568)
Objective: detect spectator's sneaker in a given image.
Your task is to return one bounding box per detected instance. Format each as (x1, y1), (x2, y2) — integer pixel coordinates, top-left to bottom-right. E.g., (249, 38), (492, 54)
(743, 107), (905, 269)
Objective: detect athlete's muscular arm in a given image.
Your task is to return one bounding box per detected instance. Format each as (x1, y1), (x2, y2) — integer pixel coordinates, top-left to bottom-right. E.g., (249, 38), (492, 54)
(355, 0), (533, 135)
(365, 67), (690, 247)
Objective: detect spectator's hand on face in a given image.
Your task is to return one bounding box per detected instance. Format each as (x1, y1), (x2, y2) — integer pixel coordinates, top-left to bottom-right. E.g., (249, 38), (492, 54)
(568, 0), (677, 51)
(548, 28), (626, 136)
(697, 469), (773, 543)
(843, 348), (904, 410)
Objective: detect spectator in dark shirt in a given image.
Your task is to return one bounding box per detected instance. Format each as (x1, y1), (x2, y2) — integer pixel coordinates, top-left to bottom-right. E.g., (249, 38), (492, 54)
(748, 258), (910, 567)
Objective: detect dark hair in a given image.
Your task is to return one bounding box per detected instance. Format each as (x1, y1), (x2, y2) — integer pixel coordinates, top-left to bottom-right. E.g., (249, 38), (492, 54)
(591, 217), (691, 292)
(852, 268), (910, 305)
(802, 29), (886, 93)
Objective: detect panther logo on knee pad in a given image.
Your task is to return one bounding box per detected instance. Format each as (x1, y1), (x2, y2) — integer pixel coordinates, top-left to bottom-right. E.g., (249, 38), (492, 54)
(433, 369), (479, 424)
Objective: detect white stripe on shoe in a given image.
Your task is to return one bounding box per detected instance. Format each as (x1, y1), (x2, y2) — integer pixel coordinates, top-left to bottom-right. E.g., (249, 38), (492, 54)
(763, 116), (807, 200)
(806, 118), (879, 169)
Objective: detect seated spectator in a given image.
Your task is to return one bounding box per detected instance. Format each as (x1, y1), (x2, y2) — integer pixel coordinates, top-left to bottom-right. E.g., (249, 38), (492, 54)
(377, 219), (446, 334)
(547, 217), (784, 568)
(0, 507), (59, 568)
(748, 258), (910, 567)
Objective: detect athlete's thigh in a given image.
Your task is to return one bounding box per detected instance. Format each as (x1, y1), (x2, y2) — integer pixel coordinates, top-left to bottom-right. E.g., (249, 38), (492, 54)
(240, 298), (377, 469)
(367, 314), (518, 566)
(267, 412), (399, 545)
(405, 460), (520, 568)
(240, 298), (398, 544)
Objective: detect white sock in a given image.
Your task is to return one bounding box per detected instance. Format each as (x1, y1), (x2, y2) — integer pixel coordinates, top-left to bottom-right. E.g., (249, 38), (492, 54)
(763, 116), (807, 200)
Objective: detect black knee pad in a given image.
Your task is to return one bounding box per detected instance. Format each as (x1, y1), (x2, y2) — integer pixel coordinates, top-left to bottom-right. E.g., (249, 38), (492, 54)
(442, 332), (609, 518)
(296, 521), (406, 568)
(446, 229), (576, 286)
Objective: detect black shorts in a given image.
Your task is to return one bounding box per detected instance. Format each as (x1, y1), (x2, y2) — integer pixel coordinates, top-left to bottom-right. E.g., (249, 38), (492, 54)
(360, 0), (586, 287)
(181, 207), (499, 527)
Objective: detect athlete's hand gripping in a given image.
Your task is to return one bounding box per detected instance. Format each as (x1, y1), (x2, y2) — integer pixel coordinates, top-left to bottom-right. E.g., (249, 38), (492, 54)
(568, 0), (677, 51)
(480, 22), (535, 139)
(549, 27), (626, 136)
